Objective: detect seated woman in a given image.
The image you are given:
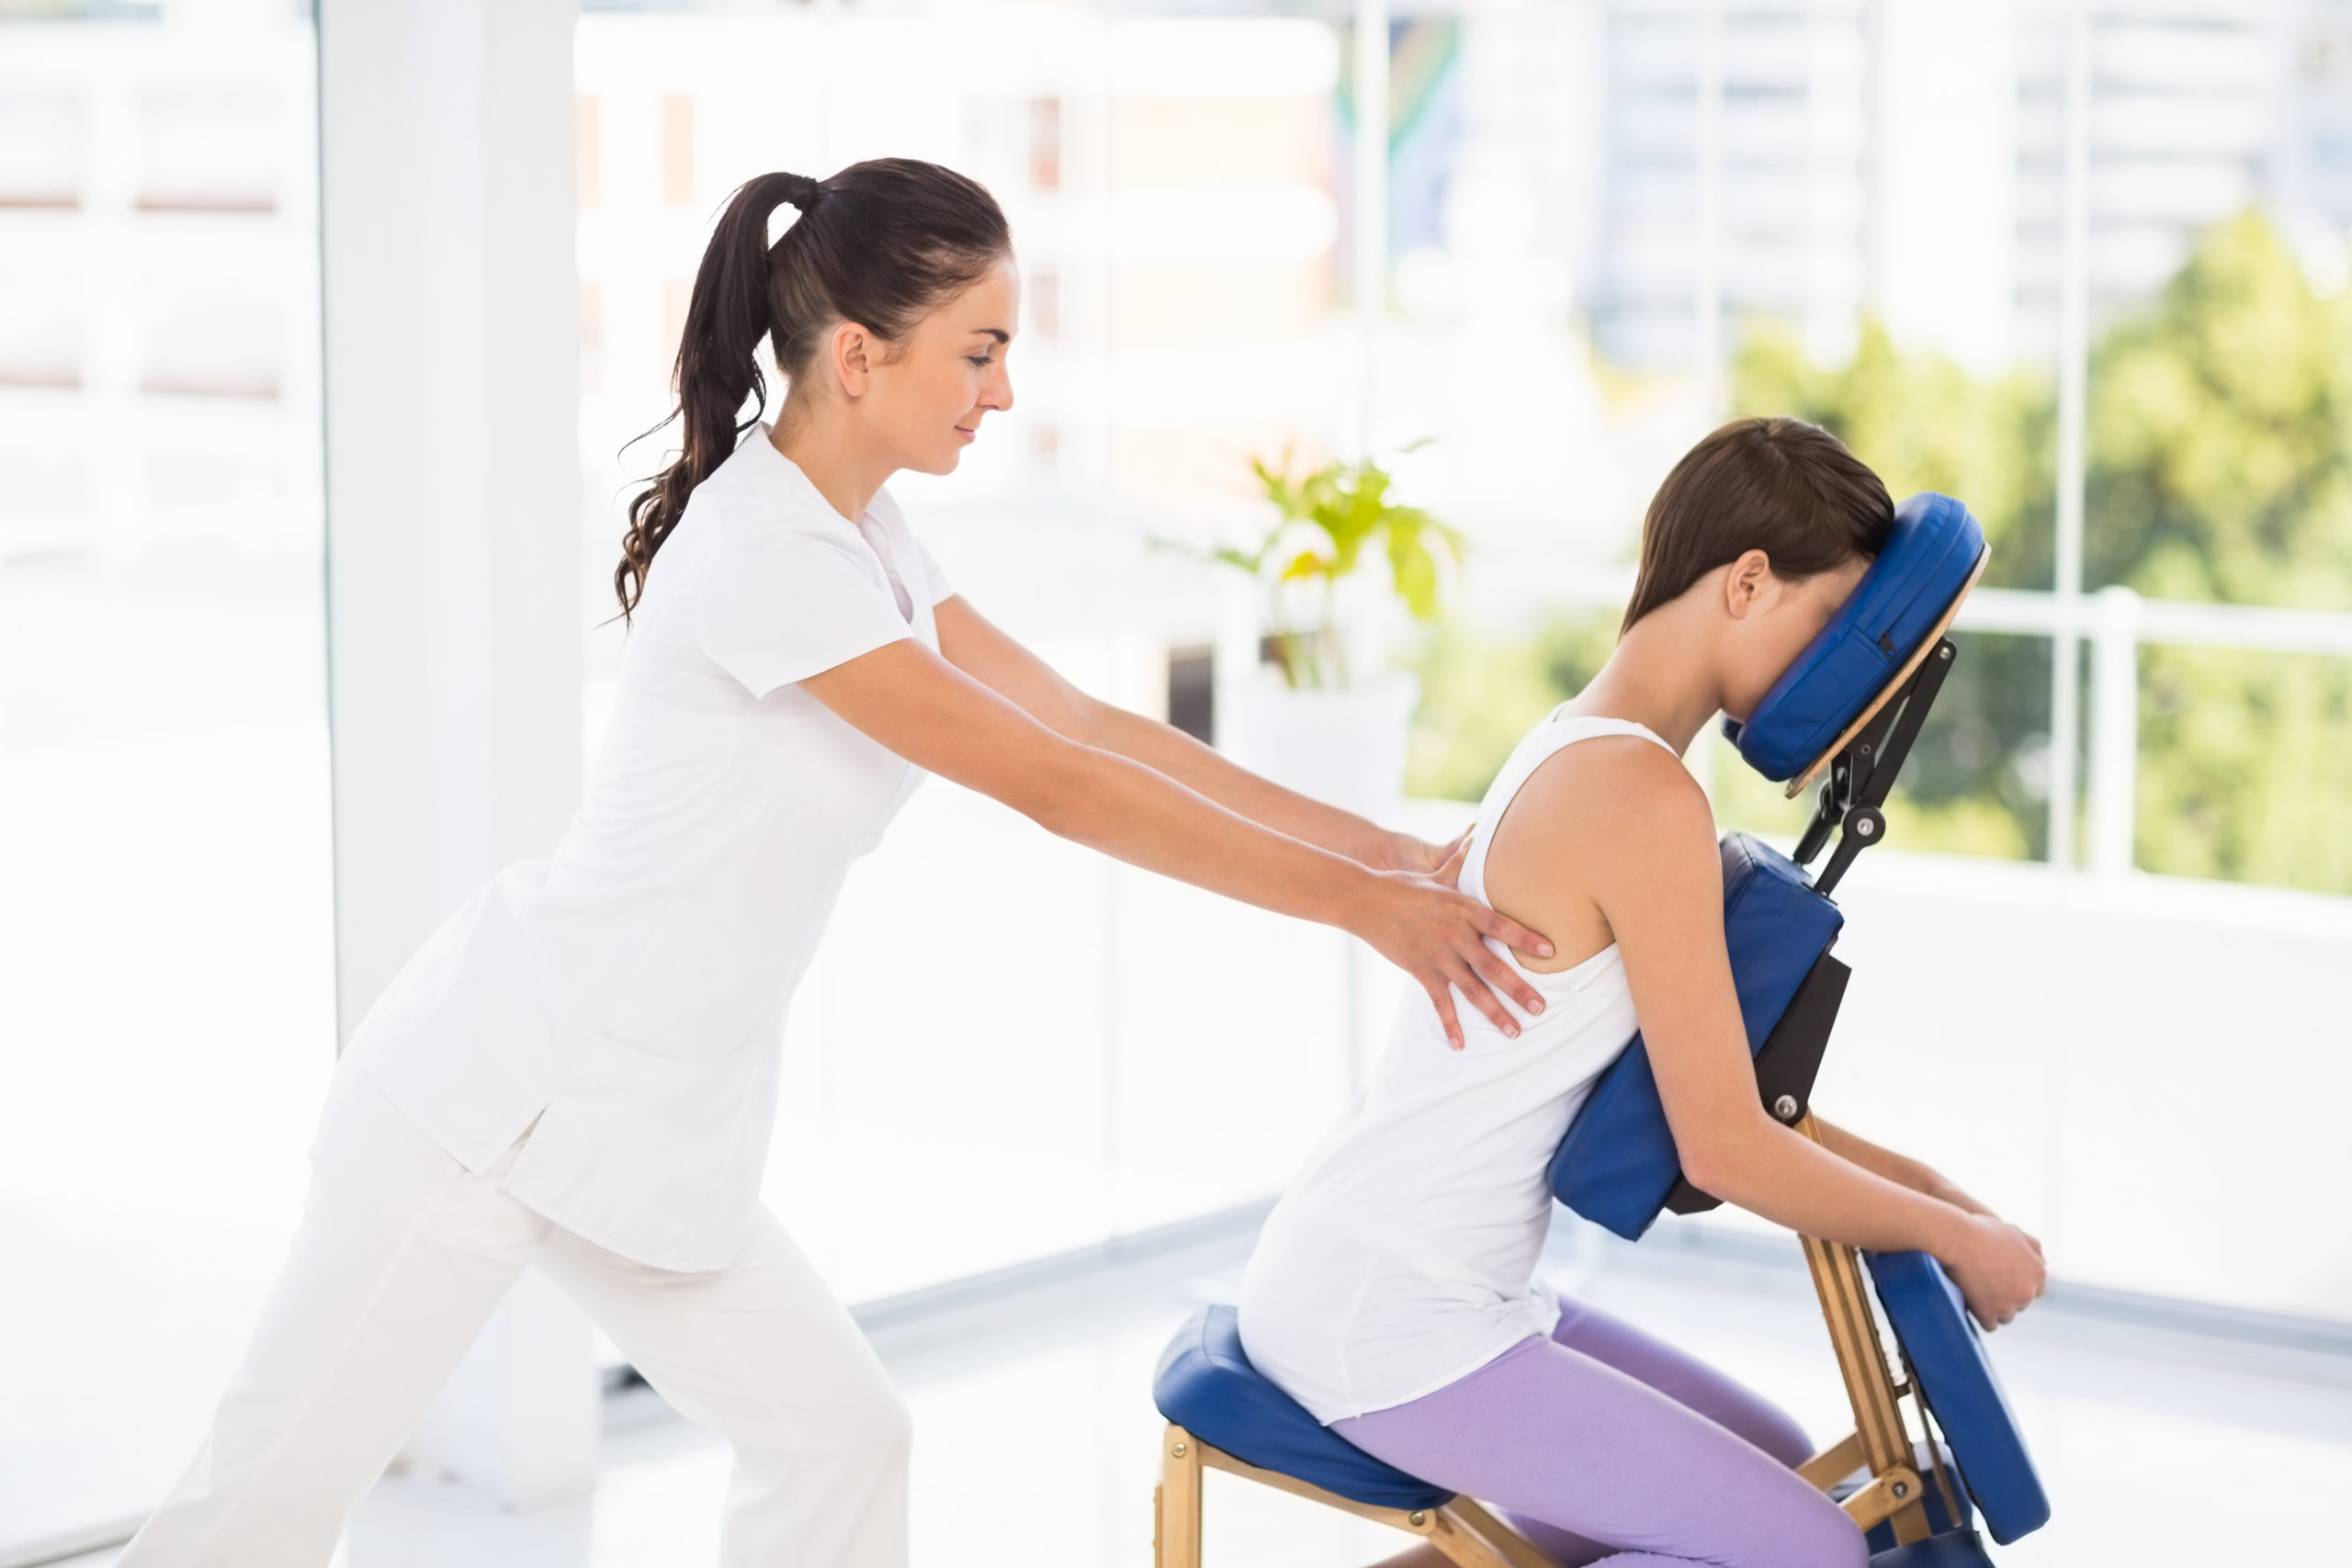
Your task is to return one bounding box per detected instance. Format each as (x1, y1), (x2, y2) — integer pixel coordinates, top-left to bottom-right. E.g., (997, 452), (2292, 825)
(1235, 417), (2048, 1568)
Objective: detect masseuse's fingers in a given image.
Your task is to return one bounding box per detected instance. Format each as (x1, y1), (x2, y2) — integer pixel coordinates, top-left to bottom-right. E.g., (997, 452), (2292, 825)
(1422, 977), (1465, 1052)
(1426, 921), (1544, 1046)
(1473, 902), (1554, 963)
(1368, 874), (1553, 1047)
(1461, 941), (1546, 1021)
(1368, 830), (1457, 877)
(1422, 830), (1472, 882)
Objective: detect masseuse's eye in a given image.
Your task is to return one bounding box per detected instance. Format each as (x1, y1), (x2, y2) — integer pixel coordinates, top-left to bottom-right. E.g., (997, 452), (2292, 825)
(968, 354), (994, 367)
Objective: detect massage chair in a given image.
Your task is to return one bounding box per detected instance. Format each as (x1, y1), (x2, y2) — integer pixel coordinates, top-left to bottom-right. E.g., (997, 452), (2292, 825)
(1149, 494), (2047, 1568)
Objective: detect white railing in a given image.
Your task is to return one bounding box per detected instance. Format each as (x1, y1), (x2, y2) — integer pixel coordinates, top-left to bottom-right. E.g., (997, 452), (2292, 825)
(1957, 587), (2352, 881)
(1523, 565), (2352, 888)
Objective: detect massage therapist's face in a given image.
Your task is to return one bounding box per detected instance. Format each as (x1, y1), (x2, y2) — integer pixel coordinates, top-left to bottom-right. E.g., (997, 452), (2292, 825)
(862, 259), (1021, 477)
(1715, 551), (1871, 722)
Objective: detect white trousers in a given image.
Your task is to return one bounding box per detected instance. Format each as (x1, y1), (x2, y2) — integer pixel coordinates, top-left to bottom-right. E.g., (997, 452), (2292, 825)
(117, 1061), (910, 1568)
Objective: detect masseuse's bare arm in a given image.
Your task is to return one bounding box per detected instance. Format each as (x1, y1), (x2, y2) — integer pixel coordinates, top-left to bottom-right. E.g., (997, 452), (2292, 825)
(1487, 739), (2045, 1328)
(799, 636), (1552, 1047)
(933, 595), (1455, 874)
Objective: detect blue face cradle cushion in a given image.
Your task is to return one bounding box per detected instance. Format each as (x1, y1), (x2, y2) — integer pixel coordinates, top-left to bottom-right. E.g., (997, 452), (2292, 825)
(1722, 491), (1988, 787)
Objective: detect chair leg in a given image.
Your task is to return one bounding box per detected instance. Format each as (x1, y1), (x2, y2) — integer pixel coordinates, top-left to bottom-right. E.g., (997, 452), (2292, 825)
(1157, 1424), (1204, 1568)
(1438, 1498), (1563, 1568)
(1420, 1505), (1536, 1568)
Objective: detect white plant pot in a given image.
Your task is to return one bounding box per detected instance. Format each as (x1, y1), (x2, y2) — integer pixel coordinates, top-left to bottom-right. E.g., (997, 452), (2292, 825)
(1216, 669), (1420, 824)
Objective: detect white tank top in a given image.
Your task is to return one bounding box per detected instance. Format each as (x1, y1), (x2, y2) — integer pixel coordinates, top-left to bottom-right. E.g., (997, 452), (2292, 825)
(1236, 711), (1674, 1422)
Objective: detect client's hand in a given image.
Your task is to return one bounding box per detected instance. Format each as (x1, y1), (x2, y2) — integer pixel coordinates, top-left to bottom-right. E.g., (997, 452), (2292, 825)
(1356, 864), (1554, 1051)
(1942, 1213), (2048, 1332)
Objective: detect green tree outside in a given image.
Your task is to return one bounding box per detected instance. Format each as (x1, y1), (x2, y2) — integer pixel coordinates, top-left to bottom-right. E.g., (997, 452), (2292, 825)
(1408, 211), (2352, 894)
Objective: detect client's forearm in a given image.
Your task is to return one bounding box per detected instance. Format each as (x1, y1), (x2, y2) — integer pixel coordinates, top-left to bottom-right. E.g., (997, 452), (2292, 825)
(1815, 1116), (1990, 1216)
(1696, 1117), (1976, 1261)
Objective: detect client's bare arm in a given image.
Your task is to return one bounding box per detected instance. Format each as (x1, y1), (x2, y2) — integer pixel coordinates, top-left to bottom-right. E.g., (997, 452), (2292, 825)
(1813, 1118), (2041, 1257)
(1486, 738), (2045, 1329)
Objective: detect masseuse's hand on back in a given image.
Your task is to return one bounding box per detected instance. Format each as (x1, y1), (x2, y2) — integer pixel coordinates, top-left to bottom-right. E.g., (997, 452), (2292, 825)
(800, 634), (1554, 1048)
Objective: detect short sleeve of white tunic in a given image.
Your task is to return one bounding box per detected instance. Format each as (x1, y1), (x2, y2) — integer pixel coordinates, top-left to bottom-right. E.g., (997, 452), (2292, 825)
(346, 430), (961, 1273)
(695, 484), (956, 698)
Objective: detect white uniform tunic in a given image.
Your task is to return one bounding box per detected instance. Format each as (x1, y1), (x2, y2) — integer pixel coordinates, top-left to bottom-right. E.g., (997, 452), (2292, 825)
(1237, 714), (1670, 1422)
(349, 427), (950, 1273)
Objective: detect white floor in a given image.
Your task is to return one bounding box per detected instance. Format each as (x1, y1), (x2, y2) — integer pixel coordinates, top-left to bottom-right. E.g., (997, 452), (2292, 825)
(33, 1220), (2352, 1568)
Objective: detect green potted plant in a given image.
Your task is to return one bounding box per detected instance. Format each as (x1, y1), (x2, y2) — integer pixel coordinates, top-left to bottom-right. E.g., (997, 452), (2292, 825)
(1174, 450), (1462, 818)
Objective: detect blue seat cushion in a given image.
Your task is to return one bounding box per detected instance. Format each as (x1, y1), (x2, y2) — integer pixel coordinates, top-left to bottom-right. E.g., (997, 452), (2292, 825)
(1549, 833), (1843, 1239)
(1151, 1304), (1453, 1511)
(1722, 492), (1986, 783)
(1867, 1251), (2052, 1545)
(1869, 1529), (1996, 1568)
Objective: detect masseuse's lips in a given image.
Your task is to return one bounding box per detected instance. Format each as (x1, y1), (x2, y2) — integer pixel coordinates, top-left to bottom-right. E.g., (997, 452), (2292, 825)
(955, 425), (977, 443)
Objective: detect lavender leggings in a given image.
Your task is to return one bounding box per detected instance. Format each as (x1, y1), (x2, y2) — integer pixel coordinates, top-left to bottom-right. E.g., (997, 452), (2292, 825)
(1332, 1298), (1868, 1568)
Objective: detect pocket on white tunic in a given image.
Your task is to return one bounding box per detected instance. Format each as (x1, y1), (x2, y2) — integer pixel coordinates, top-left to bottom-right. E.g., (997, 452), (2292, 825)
(504, 1027), (785, 1272)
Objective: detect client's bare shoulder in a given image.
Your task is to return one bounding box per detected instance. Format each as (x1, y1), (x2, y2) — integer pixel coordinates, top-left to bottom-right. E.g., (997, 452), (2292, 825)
(1482, 736), (1714, 975)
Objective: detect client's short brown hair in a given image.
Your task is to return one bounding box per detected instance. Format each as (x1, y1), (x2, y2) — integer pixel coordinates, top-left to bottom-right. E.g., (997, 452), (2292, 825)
(1621, 416), (1894, 635)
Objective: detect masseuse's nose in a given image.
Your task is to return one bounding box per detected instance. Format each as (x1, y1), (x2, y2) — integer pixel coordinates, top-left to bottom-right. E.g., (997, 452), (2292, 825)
(980, 357), (1013, 415)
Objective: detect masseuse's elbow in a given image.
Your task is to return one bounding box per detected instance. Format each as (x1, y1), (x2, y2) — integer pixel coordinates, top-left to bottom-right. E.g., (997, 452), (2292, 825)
(1006, 738), (1109, 842)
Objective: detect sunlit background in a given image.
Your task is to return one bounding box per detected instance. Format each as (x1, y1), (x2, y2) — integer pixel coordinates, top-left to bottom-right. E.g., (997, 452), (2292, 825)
(3, 0), (2348, 1563)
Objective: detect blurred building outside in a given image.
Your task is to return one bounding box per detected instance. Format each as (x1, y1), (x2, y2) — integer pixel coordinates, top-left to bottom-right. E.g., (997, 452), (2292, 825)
(1594, 0), (2352, 376)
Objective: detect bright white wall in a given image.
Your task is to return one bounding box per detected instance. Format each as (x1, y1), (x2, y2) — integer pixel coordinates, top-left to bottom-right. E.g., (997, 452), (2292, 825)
(1775, 851), (2352, 1325)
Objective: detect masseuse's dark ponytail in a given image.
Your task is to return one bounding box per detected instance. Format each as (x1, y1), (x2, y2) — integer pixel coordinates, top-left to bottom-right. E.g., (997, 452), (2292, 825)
(615, 159), (1013, 620)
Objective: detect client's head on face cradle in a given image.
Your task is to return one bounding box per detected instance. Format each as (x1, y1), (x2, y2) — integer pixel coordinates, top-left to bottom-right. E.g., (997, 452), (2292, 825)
(1621, 415), (1894, 721)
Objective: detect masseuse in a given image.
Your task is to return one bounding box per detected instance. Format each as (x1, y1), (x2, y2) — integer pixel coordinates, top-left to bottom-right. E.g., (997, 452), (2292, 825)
(119, 158), (1553, 1568)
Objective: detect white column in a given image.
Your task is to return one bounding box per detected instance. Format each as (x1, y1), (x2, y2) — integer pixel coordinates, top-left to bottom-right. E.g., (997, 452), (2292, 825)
(1352, 0), (1388, 457)
(82, 52), (144, 563)
(1692, 0), (1725, 426)
(319, 0), (594, 1509)
(2086, 585), (2141, 881)
(2047, 0), (2091, 874)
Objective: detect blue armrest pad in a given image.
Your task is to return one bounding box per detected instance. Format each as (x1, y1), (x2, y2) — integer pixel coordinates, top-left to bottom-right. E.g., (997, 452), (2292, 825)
(1722, 492), (1986, 783)
(1150, 1304), (1453, 1512)
(1548, 833), (1843, 1239)
(1867, 1250), (2052, 1545)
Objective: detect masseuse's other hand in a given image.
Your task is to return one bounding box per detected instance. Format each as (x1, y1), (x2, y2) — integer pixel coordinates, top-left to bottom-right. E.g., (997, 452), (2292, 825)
(1361, 857), (1554, 1050)
(1357, 827), (1471, 876)
(1942, 1213), (2047, 1333)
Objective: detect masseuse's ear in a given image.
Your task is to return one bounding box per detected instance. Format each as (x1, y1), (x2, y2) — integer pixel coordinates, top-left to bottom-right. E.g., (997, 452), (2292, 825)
(828, 321), (876, 399)
(1721, 548), (1775, 620)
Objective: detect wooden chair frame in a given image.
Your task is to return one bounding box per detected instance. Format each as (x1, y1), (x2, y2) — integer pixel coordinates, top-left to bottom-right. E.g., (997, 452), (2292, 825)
(1151, 1115), (1964, 1565)
(1153, 1423), (1555, 1568)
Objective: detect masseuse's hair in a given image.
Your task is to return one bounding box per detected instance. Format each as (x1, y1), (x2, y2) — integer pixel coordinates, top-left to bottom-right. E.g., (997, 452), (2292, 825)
(1620, 416), (1894, 634)
(615, 159), (1013, 620)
